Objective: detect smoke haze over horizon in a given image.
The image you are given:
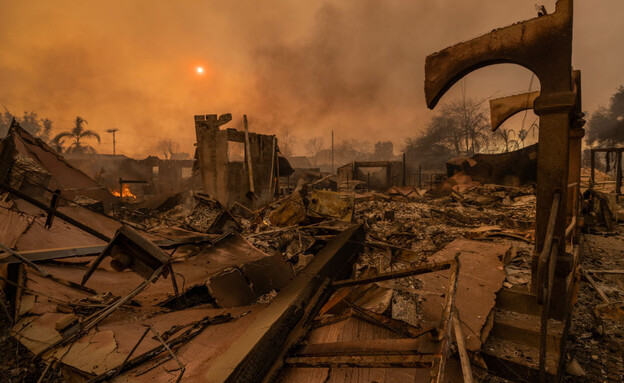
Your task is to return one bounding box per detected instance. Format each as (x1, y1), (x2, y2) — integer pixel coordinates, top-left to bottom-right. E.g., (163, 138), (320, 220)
(1, 0), (623, 158)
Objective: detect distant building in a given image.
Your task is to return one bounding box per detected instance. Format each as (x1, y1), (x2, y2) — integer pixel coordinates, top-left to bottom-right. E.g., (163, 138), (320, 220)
(64, 153), (195, 196)
(337, 161), (405, 191)
(286, 156), (313, 169)
(373, 141), (394, 161)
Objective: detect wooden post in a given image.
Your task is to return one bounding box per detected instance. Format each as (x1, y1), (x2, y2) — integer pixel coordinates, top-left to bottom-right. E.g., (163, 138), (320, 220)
(331, 130), (334, 174)
(418, 164), (422, 188)
(243, 115), (256, 200)
(616, 150), (622, 196)
(402, 153), (406, 186)
(267, 136), (276, 202)
(453, 309), (473, 383)
(590, 149), (595, 188)
(275, 145), (280, 197)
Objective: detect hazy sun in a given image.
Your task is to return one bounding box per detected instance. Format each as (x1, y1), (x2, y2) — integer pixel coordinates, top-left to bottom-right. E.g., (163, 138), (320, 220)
(196, 66), (204, 74)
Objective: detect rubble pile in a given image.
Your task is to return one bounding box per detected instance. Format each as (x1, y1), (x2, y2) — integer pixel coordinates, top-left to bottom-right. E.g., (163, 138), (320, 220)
(0, 149), (544, 383)
(566, 227), (624, 381)
(1, 119), (622, 382)
(353, 184), (535, 266)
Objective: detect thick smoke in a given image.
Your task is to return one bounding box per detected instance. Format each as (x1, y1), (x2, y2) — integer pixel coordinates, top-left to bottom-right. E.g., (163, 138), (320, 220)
(248, 2), (421, 142)
(244, 0), (538, 151)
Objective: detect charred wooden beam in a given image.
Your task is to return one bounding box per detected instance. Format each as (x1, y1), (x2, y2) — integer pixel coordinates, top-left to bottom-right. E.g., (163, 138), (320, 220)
(260, 279), (332, 383)
(203, 224), (365, 383)
(432, 259), (460, 383)
(310, 311), (353, 330)
(284, 354), (437, 368)
(0, 234), (225, 265)
(331, 261), (452, 288)
(0, 182), (111, 242)
(350, 306), (438, 339)
(295, 338), (428, 357)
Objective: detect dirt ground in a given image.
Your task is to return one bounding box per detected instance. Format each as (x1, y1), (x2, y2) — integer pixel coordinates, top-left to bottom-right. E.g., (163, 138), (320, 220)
(473, 223), (624, 383)
(565, 223), (624, 382)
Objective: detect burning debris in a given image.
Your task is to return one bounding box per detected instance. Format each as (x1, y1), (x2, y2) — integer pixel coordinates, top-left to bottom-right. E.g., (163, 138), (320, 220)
(110, 183), (137, 199)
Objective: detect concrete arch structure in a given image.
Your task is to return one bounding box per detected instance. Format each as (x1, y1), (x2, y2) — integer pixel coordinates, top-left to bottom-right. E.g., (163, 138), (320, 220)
(424, 0), (573, 109)
(424, 3), (585, 380)
(489, 91), (540, 132)
(424, 0), (577, 267)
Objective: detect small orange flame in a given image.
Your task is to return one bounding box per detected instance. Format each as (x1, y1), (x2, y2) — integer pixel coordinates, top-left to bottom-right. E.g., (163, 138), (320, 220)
(111, 184), (137, 199)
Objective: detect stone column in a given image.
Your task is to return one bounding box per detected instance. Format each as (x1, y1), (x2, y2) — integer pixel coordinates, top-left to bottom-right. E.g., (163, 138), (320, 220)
(532, 92), (576, 293)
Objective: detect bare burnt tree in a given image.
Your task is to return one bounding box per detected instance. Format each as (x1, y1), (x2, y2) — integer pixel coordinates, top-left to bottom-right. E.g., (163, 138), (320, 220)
(409, 97), (491, 156)
(305, 136), (325, 165)
(445, 97), (491, 156)
(335, 138), (373, 163)
(278, 127), (296, 157)
(157, 138), (180, 160)
(404, 96), (493, 169)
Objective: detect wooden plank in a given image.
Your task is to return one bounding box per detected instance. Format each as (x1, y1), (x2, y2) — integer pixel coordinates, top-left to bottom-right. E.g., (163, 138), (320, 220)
(350, 306), (437, 339)
(243, 115), (256, 199)
(332, 262), (452, 288)
(0, 235), (219, 265)
(453, 310), (473, 383)
(296, 338), (424, 357)
(285, 354), (435, 368)
(586, 269), (624, 275)
(0, 242), (49, 276)
(203, 225), (365, 382)
(582, 269), (610, 304)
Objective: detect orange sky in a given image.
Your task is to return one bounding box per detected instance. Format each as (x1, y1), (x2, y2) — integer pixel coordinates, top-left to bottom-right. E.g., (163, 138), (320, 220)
(1, 0), (623, 157)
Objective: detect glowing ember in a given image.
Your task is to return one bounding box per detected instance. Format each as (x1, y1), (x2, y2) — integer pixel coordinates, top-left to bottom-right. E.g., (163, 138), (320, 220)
(111, 184), (137, 199)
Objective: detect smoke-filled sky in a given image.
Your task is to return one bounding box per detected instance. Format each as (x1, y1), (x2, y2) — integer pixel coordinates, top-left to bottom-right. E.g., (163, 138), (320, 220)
(1, 0), (623, 157)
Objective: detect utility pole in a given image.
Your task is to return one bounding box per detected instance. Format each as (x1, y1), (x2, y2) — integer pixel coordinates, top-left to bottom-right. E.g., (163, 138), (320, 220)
(331, 130), (334, 174)
(106, 128), (118, 155)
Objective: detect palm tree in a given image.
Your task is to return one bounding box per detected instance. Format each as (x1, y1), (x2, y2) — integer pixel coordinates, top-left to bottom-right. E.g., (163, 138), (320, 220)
(52, 116), (101, 153)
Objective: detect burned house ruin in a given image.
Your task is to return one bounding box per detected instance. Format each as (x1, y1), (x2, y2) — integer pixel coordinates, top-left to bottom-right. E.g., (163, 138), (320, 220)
(337, 160), (405, 192)
(194, 114), (293, 209)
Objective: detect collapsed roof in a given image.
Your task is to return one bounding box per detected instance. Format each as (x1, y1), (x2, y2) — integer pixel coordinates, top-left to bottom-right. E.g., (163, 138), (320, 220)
(0, 120), (115, 204)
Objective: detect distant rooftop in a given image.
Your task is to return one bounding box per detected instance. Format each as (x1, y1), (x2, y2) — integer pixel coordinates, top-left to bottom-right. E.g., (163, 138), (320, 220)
(286, 156), (313, 169)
